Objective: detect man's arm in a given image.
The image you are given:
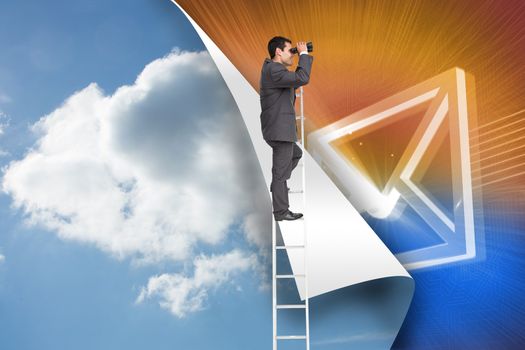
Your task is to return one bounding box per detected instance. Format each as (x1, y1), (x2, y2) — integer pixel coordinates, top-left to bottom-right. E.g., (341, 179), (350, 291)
(269, 54), (313, 89)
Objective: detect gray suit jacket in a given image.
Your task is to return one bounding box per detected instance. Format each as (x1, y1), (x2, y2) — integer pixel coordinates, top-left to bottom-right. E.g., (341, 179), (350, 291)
(259, 54), (314, 142)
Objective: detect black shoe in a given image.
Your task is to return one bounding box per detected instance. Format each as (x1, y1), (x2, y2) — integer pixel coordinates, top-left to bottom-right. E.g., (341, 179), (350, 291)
(274, 210), (303, 221)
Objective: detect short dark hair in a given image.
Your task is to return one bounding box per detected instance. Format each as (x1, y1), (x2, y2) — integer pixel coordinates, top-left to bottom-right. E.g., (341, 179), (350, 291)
(268, 36), (292, 59)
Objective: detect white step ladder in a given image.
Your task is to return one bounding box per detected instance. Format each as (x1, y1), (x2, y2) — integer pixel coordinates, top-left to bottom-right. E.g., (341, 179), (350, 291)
(272, 86), (310, 350)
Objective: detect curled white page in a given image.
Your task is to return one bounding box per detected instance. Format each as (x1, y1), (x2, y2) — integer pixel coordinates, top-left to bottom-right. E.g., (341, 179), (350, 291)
(172, 2), (415, 347)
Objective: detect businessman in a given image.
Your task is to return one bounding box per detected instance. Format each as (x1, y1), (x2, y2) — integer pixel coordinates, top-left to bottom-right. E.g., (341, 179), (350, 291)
(259, 36), (314, 221)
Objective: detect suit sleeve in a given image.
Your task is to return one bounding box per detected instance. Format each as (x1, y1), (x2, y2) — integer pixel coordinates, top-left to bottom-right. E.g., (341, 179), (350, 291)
(269, 55), (313, 88)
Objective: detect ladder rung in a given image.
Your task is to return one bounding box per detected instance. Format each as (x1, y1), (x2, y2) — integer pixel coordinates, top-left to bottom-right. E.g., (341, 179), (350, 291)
(276, 245), (305, 249)
(276, 335), (307, 340)
(276, 304), (306, 309)
(295, 116), (306, 120)
(288, 190), (304, 194)
(276, 274), (305, 278)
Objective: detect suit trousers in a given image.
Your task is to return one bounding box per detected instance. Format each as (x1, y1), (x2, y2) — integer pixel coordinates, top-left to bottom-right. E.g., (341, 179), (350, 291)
(265, 140), (303, 215)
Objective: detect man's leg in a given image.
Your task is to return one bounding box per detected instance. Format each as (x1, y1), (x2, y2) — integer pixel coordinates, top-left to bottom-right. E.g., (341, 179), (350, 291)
(266, 140), (294, 216)
(286, 142), (303, 180)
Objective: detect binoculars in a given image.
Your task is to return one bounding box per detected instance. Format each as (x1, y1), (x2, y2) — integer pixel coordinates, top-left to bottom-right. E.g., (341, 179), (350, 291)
(290, 42), (313, 54)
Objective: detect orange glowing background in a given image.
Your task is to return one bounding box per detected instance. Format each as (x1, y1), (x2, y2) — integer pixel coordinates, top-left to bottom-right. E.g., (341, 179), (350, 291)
(175, 0), (525, 208)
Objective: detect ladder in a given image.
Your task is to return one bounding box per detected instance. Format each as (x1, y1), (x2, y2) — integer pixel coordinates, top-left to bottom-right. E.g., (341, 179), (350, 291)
(272, 86), (310, 350)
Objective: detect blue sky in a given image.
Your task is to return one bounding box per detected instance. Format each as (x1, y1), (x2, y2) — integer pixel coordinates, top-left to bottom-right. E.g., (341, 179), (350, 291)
(0, 1), (273, 349)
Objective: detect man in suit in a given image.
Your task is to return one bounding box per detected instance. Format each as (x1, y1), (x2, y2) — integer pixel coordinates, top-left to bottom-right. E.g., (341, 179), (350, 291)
(259, 36), (314, 221)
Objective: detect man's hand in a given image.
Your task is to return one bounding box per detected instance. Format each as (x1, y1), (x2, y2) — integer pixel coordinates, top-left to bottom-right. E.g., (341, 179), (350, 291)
(296, 41), (308, 54)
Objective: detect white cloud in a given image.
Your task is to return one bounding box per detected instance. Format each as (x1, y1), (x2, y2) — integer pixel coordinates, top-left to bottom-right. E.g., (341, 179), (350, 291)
(1, 49), (271, 315)
(0, 254), (4, 263)
(136, 249), (256, 318)
(2, 49), (268, 262)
